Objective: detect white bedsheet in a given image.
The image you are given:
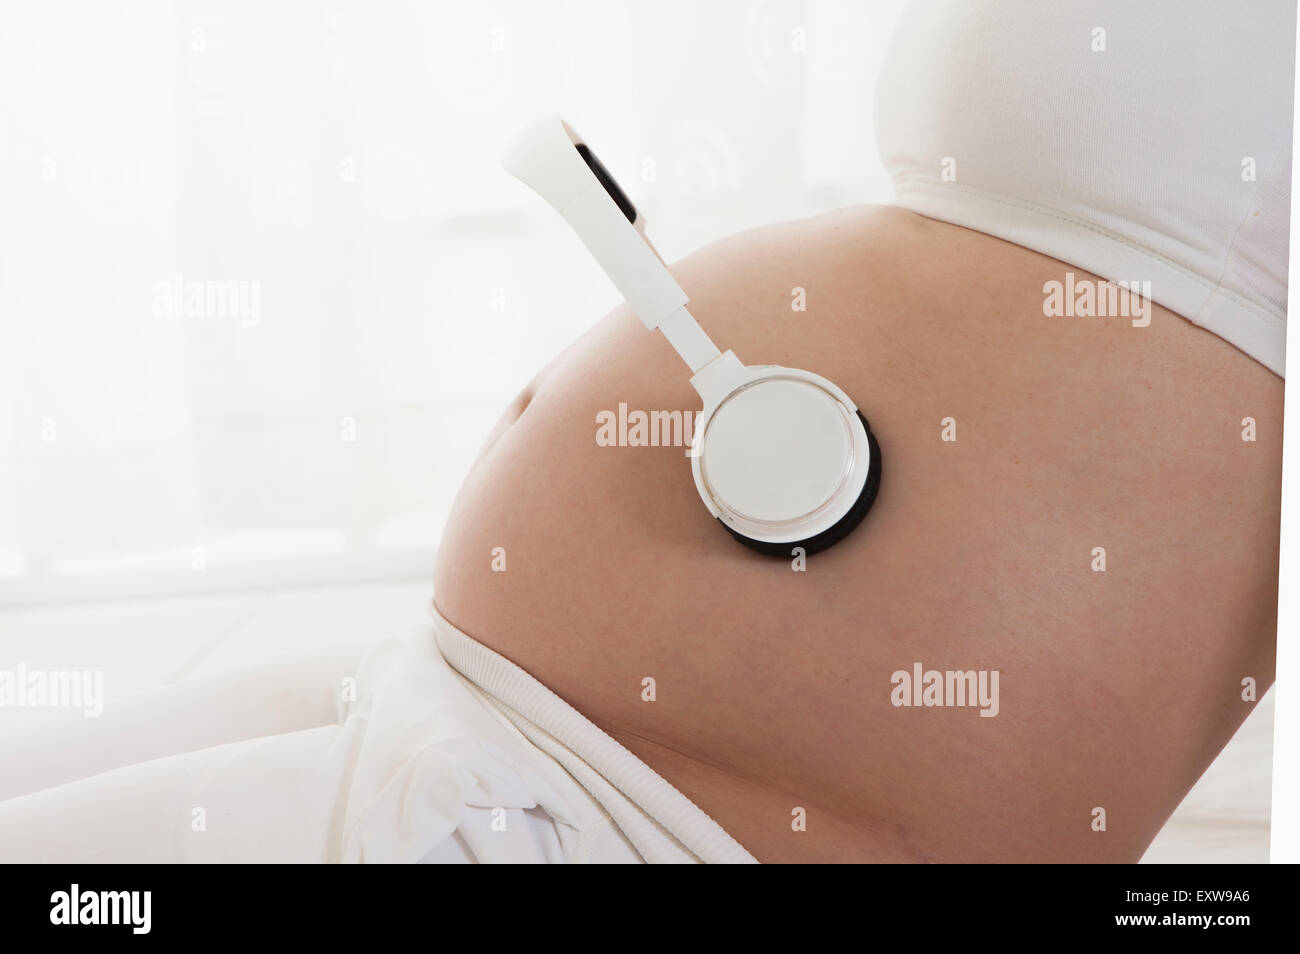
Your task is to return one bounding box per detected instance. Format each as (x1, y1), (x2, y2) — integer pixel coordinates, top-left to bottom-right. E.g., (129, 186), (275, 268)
(0, 582), (1274, 863)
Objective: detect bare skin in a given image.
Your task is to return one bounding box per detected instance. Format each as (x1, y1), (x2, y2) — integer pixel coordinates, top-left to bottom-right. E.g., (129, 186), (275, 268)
(433, 205), (1282, 863)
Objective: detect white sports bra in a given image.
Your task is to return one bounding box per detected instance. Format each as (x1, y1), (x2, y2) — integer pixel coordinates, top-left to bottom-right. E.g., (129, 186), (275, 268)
(875, 0), (1294, 376)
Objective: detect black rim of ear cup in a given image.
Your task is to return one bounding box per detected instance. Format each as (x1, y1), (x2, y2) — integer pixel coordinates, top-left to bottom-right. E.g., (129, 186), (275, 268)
(719, 411), (882, 557)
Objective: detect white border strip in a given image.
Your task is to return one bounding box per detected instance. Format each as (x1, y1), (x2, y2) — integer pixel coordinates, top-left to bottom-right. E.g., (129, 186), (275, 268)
(1269, 8), (1300, 865)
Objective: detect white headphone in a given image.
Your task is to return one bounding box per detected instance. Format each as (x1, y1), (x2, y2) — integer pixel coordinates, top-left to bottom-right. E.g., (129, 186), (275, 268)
(502, 116), (881, 555)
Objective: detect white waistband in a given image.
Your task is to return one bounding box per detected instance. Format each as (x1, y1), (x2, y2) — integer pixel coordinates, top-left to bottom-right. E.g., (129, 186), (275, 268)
(430, 603), (757, 864)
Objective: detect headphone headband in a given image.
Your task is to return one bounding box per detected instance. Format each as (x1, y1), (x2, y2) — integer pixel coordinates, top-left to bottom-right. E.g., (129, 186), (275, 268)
(501, 116), (722, 373)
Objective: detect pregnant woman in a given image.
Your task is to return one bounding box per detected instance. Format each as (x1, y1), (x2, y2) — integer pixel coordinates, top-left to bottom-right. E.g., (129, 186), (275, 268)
(433, 0), (1292, 862)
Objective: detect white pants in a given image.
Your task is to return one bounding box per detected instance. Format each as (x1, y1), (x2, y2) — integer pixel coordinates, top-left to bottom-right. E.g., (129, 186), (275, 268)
(0, 635), (629, 863)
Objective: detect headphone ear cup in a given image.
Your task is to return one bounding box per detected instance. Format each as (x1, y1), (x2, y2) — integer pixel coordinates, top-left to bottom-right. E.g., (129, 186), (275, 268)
(720, 412), (881, 557)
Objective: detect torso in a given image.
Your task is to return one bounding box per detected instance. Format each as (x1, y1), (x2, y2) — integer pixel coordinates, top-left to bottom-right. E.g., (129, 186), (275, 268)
(434, 205), (1281, 862)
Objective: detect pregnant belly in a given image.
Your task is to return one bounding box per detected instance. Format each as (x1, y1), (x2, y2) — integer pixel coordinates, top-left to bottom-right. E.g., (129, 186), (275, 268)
(433, 204), (1282, 862)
